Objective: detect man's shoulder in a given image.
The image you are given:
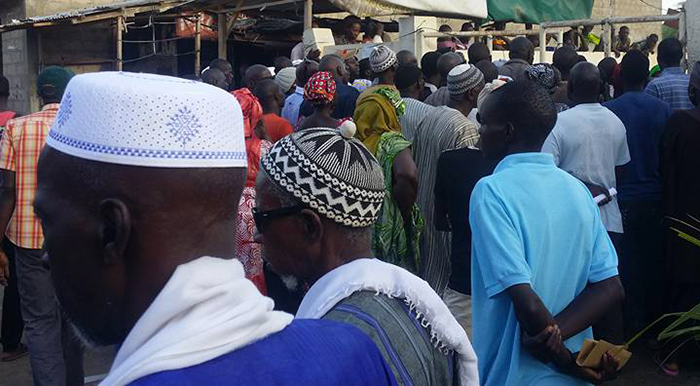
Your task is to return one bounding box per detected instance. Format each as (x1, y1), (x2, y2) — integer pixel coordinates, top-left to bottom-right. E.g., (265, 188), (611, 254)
(132, 319), (391, 385)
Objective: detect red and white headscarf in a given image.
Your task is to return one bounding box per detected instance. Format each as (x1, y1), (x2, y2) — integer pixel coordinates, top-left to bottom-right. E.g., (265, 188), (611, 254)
(304, 71), (336, 105)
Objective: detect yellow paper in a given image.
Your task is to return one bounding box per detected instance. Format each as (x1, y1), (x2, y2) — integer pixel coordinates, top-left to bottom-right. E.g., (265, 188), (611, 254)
(576, 339), (631, 371)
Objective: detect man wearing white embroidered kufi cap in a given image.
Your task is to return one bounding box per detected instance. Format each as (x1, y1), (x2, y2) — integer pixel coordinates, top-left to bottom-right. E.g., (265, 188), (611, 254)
(256, 122), (479, 386)
(36, 72), (398, 386)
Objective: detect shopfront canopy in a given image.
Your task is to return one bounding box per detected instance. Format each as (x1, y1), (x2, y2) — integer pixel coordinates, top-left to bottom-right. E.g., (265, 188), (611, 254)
(487, 0), (594, 23)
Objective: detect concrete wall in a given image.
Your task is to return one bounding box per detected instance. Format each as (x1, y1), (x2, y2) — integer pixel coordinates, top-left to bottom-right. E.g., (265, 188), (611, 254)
(687, 1), (699, 68)
(591, 0), (663, 43)
(2, 30), (39, 115)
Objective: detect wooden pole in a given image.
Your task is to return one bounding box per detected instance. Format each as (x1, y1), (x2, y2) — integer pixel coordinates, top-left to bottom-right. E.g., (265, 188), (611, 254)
(304, 0), (313, 30)
(603, 22), (611, 58)
(218, 7), (227, 59)
(116, 15), (124, 71)
(195, 13), (202, 75)
(539, 28), (546, 62)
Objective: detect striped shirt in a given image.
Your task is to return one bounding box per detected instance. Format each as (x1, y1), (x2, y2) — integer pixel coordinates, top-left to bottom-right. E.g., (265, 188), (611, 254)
(645, 67), (693, 111)
(423, 86), (451, 107)
(325, 291), (454, 386)
(0, 104), (58, 249)
(400, 98), (434, 142)
(413, 106), (479, 293)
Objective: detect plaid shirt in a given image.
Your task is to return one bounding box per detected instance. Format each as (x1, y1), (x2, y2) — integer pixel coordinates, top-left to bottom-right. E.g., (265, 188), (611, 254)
(645, 67), (694, 111)
(0, 104), (59, 249)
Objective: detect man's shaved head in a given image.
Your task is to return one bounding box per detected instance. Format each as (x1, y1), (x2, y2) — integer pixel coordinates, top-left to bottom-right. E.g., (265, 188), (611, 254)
(468, 42), (491, 65)
(319, 55), (348, 83)
(509, 37), (535, 64)
(296, 60), (319, 87)
(397, 50), (418, 66)
(244, 64), (272, 91)
(437, 52), (464, 85)
(201, 68), (227, 90)
(36, 147), (246, 346)
(568, 62), (601, 104)
(209, 58), (233, 88)
(553, 46), (579, 80)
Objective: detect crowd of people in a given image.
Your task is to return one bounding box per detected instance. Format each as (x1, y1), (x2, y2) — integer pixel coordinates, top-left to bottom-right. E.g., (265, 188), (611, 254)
(0, 21), (698, 386)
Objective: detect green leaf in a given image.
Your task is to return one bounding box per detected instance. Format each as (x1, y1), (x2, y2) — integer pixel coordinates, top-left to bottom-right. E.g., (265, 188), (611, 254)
(670, 227), (700, 248)
(658, 303), (700, 341)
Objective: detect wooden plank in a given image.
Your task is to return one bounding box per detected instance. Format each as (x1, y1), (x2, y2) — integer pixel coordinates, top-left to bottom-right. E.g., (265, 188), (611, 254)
(218, 6), (227, 59)
(117, 15), (124, 71)
(195, 13), (202, 75)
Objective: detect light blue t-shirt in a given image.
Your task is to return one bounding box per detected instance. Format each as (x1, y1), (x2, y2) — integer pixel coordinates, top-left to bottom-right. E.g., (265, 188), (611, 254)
(469, 153), (619, 386)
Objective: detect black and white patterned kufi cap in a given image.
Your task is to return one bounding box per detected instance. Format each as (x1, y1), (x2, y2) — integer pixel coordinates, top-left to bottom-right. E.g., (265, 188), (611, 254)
(260, 123), (385, 228)
(370, 46), (398, 74)
(447, 63), (485, 96)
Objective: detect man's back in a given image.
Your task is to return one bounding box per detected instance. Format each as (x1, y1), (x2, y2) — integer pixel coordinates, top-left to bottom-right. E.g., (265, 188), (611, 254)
(0, 104), (58, 249)
(542, 103), (630, 234)
(434, 148), (497, 295)
(498, 59), (530, 81)
(400, 97), (434, 142)
(470, 153), (618, 386)
(132, 319), (397, 385)
(604, 92), (671, 202)
(645, 67), (693, 111)
(414, 106), (479, 293)
(324, 291), (454, 386)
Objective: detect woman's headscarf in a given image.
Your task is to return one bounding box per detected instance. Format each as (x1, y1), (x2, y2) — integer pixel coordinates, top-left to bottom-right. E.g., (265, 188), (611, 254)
(233, 88), (266, 187)
(304, 71), (336, 105)
(524, 63), (561, 95)
(354, 86), (405, 155)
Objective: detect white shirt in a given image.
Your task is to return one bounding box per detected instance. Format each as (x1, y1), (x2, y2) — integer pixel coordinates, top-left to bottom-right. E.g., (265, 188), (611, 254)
(542, 103), (630, 233)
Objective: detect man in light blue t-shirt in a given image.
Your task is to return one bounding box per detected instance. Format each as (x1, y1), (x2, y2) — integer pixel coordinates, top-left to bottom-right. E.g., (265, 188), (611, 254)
(471, 80), (625, 386)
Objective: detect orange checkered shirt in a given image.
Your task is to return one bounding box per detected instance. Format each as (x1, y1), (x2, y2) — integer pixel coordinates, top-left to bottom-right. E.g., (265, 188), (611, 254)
(0, 104), (59, 249)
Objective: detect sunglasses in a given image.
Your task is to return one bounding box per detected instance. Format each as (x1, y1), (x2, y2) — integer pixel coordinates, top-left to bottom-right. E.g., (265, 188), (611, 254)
(252, 205), (307, 234)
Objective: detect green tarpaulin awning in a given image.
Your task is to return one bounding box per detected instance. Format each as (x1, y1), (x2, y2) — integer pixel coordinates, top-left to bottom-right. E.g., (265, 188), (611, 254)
(487, 0), (594, 23)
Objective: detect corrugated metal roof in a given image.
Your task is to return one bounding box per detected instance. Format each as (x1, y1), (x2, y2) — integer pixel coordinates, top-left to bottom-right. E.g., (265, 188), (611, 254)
(0, 0), (187, 31)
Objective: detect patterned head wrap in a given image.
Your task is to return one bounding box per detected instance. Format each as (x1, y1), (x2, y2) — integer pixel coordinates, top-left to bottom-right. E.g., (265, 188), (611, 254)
(261, 126), (385, 228)
(370, 46), (397, 74)
(524, 63), (561, 94)
(304, 71), (336, 105)
(447, 64), (485, 96)
(232, 88), (263, 139)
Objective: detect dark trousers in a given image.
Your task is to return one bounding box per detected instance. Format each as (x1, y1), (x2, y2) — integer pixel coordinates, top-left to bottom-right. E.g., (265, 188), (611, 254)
(15, 246), (84, 386)
(1, 240), (23, 351)
(619, 200), (665, 336)
(593, 231), (625, 345)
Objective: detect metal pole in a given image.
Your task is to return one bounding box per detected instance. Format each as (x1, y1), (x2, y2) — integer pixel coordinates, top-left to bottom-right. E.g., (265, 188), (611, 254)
(218, 8), (227, 59)
(304, 0), (313, 30)
(116, 15), (124, 71)
(539, 28), (546, 62)
(603, 22), (611, 57)
(558, 30), (564, 48)
(487, 34), (493, 51)
(195, 13), (201, 76)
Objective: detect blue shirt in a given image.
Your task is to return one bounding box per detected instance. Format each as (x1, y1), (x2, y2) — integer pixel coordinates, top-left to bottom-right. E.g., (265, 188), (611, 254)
(470, 153), (619, 386)
(645, 67), (693, 111)
(281, 86), (304, 130)
(131, 319), (398, 386)
(604, 91), (672, 202)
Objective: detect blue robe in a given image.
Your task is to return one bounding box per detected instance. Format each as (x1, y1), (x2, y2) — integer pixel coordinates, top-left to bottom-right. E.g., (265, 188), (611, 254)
(130, 319), (398, 385)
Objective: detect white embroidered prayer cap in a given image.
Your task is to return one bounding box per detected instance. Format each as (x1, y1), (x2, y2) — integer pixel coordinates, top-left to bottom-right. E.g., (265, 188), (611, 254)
(46, 71), (247, 168)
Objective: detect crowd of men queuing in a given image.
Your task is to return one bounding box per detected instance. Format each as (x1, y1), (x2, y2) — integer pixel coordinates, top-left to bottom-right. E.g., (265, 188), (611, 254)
(0, 12), (698, 386)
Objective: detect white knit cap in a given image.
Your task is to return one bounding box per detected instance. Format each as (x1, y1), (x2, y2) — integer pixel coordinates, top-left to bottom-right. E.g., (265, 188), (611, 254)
(275, 67), (296, 93)
(47, 72), (246, 168)
(447, 63), (484, 96)
(370, 46), (397, 73)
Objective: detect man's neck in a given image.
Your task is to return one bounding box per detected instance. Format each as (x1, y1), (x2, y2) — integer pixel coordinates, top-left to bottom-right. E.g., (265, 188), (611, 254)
(447, 98), (474, 117)
(427, 76), (440, 86)
(261, 102), (279, 115)
(623, 84), (644, 92)
(378, 76), (394, 86)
